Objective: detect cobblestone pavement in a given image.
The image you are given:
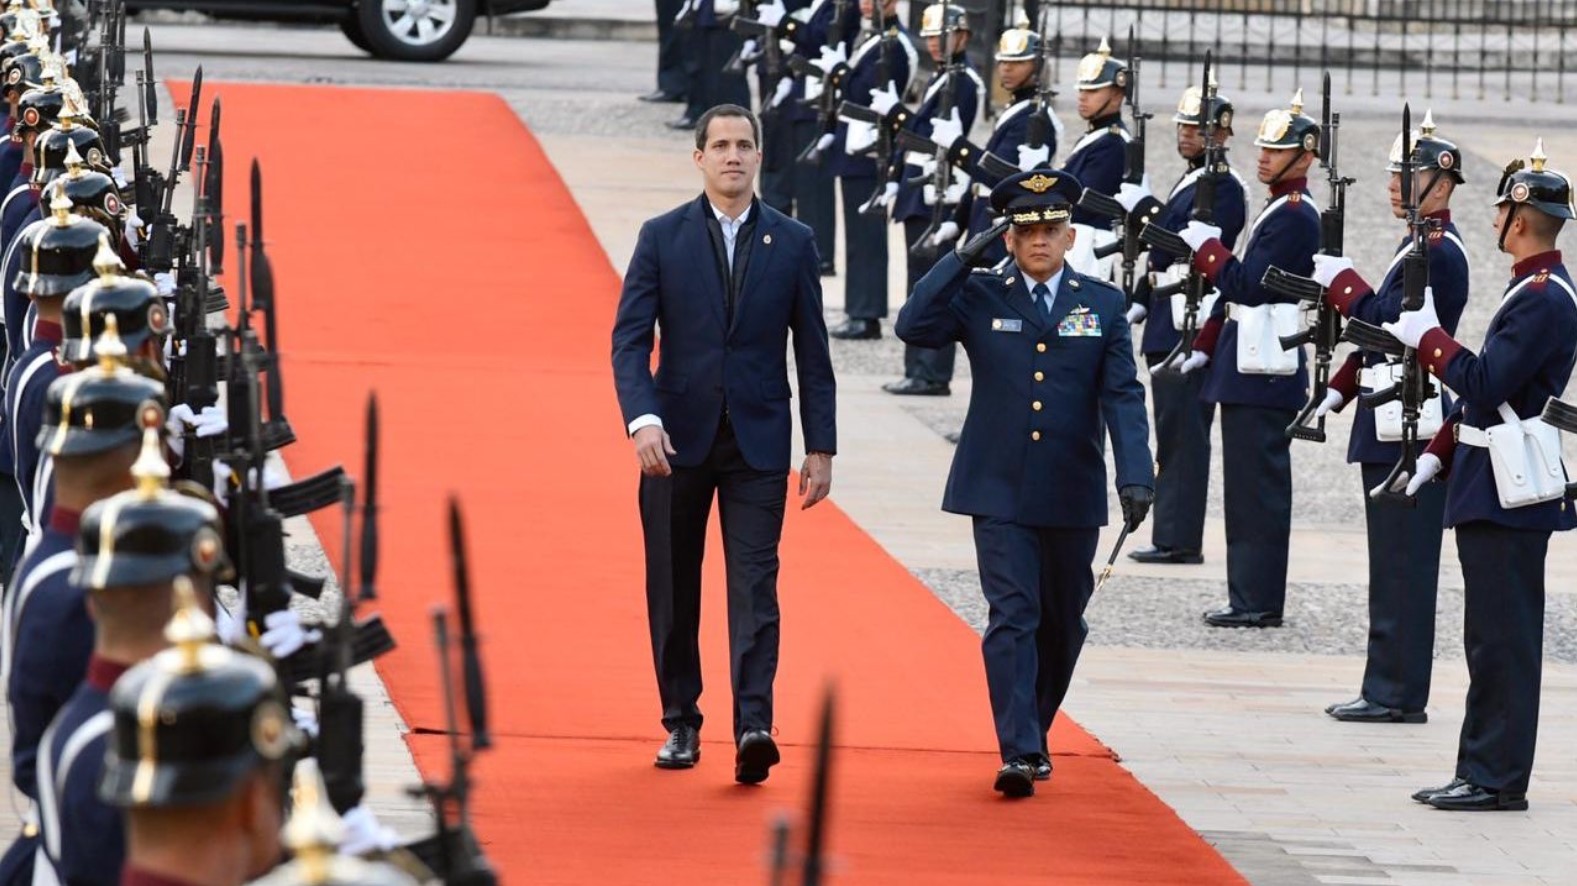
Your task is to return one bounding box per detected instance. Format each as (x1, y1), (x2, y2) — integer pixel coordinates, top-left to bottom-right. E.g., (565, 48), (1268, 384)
(22, 23), (1577, 883)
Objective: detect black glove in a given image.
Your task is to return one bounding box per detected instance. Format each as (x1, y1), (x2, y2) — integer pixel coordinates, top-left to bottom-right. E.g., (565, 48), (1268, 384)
(954, 217), (1011, 267)
(1119, 485), (1153, 532)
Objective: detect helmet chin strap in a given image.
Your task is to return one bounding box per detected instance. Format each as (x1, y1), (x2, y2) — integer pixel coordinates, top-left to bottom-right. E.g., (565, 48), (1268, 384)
(1498, 203), (1517, 253)
(1268, 149), (1303, 186)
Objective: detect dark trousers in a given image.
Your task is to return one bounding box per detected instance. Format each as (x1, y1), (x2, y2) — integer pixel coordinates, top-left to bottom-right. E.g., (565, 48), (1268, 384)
(1455, 522), (1548, 793)
(1145, 355), (1213, 552)
(840, 175), (888, 320)
(972, 517), (1100, 762)
(901, 216), (956, 382)
(1359, 461), (1445, 712)
(778, 118), (837, 268)
(654, 0), (691, 98)
(1220, 404), (1294, 614)
(0, 474), (21, 584)
(685, 26), (751, 122)
(639, 417), (788, 740)
(761, 112), (796, 215)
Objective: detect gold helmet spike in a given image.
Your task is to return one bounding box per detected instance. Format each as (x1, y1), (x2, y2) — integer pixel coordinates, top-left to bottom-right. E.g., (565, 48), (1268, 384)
(1289, 88), (1305, 116)
(48, 178), (70, 222)
(92, 231), (122, 280)
(1011, 4), (1029, 28)
(165, 575), (216, 674)
(130, 423), (169, 500)
(94, 311), (129, 370)
(1096, 36), (1112, 57)
(281, 758), (346, 867)
(63, 139), (83, 173)
(1531, 138), (1548, 173)
(1420, 109), (1437, 137)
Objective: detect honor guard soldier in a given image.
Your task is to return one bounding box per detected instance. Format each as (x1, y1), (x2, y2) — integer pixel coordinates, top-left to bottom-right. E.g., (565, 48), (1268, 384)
(0, 318), (162, 885)
(2, 53), (64, 247)
(1306, 112), (1469, 724)
(823, 0), (916, 340)
(882, 1), (982, 395)
(102, 583), (301, 885)
(245, 760), (421, 886)
(35, 415), (223, 886)
(673, 0), (751, 131)
(1063, 38), (1130, 276)
(1171, 89), (1322, 628)
(1378, 142), (1577, 811)
(1119, 81), (1247, 565)
(4, 180), (108, 533)
(0, 19), (44, 190)
(895, 169), (1153, 797)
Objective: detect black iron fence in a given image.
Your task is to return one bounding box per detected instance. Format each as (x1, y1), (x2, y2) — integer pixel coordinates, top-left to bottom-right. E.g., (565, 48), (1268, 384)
(927, 1), (1577, 103)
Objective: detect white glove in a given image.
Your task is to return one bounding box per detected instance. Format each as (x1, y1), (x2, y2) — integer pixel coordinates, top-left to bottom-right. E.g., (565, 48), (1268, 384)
(928, 220), (960, 247)
(1125, 303), (1147, 325)
(943, 178), (968, 204)
(1380, 285), (1440, 349)
(259, 609), (322, 659)
(1171, 349), (1210, 375)
(814, 131), (835, 153)
(214, 596), (243, 645)
(757, 0), (787, 28)
(844, 121), (877, 154)
(211, 457), (292, 508)
(1313, 387), (1345, 418)
(123, 207), (144, 250)
(737, 38), (761, 64)
(813, 42), (847, 74)
(111, 166), (130, 190)
(928, 109), (963, 148)
(914, 155), (937, 179)
(874, 181), (900, 208)
(291, 705), (319, 739)
(869, 81), (901, 117)
(153, 271), (176, 299)
(769, 76), (794, 109)
(1179, 221), (1222, 253)
(339, 806), (399, 857)
(169, 402), (228, 438)
(1116, 181), (1153, 213)
(1369, 452), (1442, 499)
(1016, 143), (1050, 172)
(1311, 254), (1355, 289)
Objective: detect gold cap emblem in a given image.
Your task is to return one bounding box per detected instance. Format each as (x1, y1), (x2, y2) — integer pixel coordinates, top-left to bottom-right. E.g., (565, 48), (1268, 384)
(1019, 173), (1058, 194)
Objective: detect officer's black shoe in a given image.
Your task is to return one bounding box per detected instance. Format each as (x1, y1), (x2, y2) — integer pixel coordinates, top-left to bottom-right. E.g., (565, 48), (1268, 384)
(993, 760), (1036, 798)
(1325, 697), (1427, 724)
(1031, 755), (1053, 782)
(882, 377), (950, 396)
(1411, 777), (1469, 803)
(735, 729), (780, 785)
(1425, 782), (1528, 812)
(655, 726), (701, 769)
(667, 114), (699, 130)
(1127, 545), (1204, 565)
(1202, 606), (1283, 628)
(828, 318), (881, 340)
(639, 89), (686, 103)
(819, 261), (836, 277)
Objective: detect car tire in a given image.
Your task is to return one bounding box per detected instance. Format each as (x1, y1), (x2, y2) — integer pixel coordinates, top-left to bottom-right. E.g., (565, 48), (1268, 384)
(355, 0), (477, 62)
(340, 16), (374, 54)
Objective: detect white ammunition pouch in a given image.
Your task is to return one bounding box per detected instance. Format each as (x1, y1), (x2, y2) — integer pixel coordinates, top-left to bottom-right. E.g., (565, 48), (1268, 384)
(1156, 265), (1220, 332)
(1361, 361), (1444, 442)
(1456, 403), (1567, 509)
(1228, 302), (1301, 376)
(1067, 223), (1118, 282)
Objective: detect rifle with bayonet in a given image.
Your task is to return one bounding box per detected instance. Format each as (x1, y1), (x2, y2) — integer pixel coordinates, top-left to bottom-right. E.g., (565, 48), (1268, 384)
(791, 0), (852, 167)
(1263, 71), (1351, 443)
(764, 684), (836, 885)
(833, 0), (902, 216)
(907, 0), (961, 259)
(1077, 25), (1148, 300)
(127, 28), (159, 212)
(140, 65), (198, 275)
(1355, 104), (1433, 507)
(405, 498), (498, 885)
(1139, 52), (1221, 371)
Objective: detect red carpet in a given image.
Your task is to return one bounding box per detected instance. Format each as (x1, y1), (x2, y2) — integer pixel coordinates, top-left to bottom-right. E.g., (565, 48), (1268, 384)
(188, 80), (1246, 884)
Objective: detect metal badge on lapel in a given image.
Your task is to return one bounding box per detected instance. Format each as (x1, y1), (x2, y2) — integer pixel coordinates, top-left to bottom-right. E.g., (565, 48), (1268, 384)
(763, 234), (772, 245)
(991, 318), (1024, 333)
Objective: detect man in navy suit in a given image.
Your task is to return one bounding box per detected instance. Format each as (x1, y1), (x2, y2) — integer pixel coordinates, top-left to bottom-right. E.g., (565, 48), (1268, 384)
(896, 169), (1153, 798)
(612, 104), (837, 785)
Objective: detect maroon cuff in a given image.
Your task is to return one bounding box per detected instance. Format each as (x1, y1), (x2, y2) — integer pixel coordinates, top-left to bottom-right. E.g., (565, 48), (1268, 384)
(1193, 315), (1224, 357)
(1418, 327), (1465, 378)
(1192, 239), (1231, 284)
(1328, 353), (1362, 406)
(1326, 268), (1372, 317)
(1424, 414), (1460, 476)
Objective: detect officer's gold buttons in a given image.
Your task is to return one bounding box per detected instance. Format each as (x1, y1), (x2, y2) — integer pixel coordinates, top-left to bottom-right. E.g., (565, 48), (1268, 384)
(1032, 401), (1043, 411)
(1433, 348), (1443, 358)
(1034, 371), (1044, 382)
(1031, 431), (1041, 441)
(1344, 286), (1353, 294)
(1036, 342), (1047, 353)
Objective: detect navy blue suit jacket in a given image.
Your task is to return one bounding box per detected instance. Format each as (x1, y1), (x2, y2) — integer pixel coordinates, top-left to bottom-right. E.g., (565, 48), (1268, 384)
(612, 196), (836, 472)
(897, 252), (1153, 527)
(1136, 160), (1248, 355)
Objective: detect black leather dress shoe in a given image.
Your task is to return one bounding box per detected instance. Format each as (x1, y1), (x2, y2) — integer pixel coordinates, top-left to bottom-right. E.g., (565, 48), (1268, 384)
(993, 760), (1036, 798)
(1032, 755), (1052, 782)
(638, 89), (686, 103)
(1325, 697), (1427, 724)
(1412, 776), (1468, 803)
(1126, 545), (1204, 565)
(1202, 606), (1283, 628)
(735, 729), (780, 784)
(1425, 781), (1528, 811)
(828, 318), (880, 340)
(666, 114), (698, 130)
(819, 261), (836, 277)
(882, 377), (951, 396)
(655, 726), (700, 769)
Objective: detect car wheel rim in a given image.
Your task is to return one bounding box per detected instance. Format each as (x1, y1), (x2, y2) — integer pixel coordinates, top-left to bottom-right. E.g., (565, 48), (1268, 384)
(379, 0), (459, 47)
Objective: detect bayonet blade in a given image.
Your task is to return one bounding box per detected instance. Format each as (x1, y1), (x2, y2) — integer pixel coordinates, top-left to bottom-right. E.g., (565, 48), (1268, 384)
(450, 497), (491, 751)
(359, 392), (379, 602)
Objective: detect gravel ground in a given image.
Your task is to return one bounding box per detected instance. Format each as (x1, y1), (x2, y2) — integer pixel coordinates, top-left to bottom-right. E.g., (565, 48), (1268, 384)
(914, 565), (1577, 664)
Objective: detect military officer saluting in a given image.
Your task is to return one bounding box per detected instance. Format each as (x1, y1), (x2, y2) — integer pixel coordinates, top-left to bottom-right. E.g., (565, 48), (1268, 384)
(1306, 112), (1470, 724)
(1119, 80), (1247, 566)
(1381, 142), (1577, 811)
(896, 169), (1153, 797)
(1170, 89), (1322, 628)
